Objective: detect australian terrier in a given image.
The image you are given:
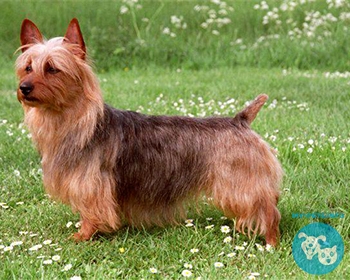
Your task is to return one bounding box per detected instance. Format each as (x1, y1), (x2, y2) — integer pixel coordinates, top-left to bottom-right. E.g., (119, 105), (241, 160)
(16, 18), (283, 245)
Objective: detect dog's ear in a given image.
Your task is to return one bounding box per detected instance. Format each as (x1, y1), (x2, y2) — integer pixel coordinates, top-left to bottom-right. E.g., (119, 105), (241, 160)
(20, 19), (44, 52)
(64, 18), (86, 59)
(316, 235), (327, 242)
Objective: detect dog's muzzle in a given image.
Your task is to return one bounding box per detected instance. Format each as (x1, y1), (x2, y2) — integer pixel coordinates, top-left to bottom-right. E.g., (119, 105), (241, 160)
(20, 82), (34, 96)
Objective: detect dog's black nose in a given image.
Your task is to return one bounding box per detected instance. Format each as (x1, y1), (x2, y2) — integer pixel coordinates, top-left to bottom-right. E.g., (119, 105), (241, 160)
(20, 83), (34, 96)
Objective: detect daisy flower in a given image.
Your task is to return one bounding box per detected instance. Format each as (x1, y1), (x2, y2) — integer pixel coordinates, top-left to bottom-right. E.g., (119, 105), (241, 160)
(75, 222), (81, 228)
(184, 263), (193, 269)
(190, 248), (199, 253)
(62, 264), (73, 271)
(10, 241), (23, 247)
(52, 255), (61, 261)
(223, 236), (232, 243)
(214, 262), (224, 268)
(29, 244), (42, 251)
(182, 269), (192, 277)
(3, 246), (13, 252)
(149, 267), (158, 274)
(265, 244), (274, 252)
(220, 226), (230, 233)
(248, 272), (260, 279)
(255, 244), (264, 252)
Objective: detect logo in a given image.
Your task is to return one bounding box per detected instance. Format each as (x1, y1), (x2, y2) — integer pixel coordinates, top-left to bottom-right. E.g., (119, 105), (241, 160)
(292, 223), (344, 275)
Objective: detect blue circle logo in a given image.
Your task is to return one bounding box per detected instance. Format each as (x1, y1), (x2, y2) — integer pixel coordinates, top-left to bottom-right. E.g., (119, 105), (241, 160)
(292, 222), (344, 275)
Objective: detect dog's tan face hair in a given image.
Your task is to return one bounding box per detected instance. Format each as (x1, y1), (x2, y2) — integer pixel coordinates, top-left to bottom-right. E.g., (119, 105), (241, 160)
(16, 19), (95, 111)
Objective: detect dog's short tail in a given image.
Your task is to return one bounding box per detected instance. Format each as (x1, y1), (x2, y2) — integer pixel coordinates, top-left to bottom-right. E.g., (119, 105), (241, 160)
(234, 94), (268, 126)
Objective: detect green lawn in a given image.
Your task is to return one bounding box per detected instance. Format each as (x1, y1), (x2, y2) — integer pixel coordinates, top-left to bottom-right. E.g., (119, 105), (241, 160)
(1, 66), (349, 279)
(1, 0), (350, 279)
(1, 0), (350, 71)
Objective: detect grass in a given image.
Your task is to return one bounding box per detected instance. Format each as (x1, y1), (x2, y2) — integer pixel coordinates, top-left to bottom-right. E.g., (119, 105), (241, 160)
(1, 67), (349, 279)
(1, 0), (350, 279)
(1, 0), (350, 71)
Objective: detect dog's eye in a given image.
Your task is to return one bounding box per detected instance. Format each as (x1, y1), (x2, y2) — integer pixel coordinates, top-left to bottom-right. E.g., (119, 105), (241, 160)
(25, 65), (32, 73)
(47, 66), (60, 74)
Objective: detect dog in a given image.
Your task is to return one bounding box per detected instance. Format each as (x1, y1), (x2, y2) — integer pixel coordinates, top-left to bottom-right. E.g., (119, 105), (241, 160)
(16, 18), (283, 245)
(298, 232), (326, 260)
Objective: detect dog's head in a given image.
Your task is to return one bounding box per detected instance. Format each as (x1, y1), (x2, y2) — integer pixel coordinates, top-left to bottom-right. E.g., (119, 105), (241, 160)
(15, 19), (98, 111)
(298, 232), (326, 260)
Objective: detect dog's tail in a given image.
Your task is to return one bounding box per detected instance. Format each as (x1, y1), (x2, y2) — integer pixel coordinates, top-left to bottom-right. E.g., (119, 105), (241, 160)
(234, 94), (268, 126)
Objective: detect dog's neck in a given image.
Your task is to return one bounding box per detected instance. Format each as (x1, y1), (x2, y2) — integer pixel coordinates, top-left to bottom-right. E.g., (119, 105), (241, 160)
(23, 91), (104, 157)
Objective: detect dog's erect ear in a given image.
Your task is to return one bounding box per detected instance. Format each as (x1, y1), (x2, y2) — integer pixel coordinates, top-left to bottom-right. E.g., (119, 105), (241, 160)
(64, 18), (86, 60)
(20, 19), (44, 52)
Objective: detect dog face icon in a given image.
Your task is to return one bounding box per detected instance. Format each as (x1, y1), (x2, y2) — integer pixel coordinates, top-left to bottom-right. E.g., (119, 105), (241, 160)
(318, 246), (337, 266)
(298, 232), (326, 260)
(292, 223), (344, 275)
